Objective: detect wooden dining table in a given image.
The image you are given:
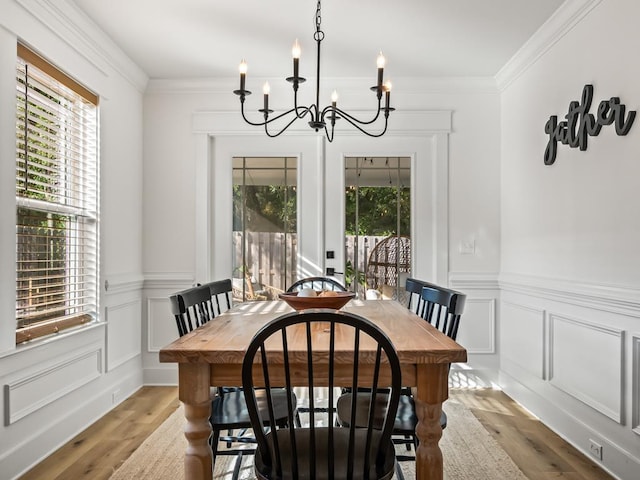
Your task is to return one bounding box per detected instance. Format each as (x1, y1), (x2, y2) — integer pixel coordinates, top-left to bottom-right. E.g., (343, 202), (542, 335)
(159, 299), (467, 480)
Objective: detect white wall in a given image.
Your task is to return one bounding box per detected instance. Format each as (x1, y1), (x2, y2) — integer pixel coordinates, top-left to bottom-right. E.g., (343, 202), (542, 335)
(0, 1), (147, 478)
(499, 0), (640, 478)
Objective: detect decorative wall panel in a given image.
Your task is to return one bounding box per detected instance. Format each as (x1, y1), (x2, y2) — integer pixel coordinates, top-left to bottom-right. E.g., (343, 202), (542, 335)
(549, 313), (623, 422)
(456, 298), (495, 353)
(106, 299), (142, 371)
(500, 301), (545, 378)
(147, 297), (178, 352)
(4, 344), (102, 425)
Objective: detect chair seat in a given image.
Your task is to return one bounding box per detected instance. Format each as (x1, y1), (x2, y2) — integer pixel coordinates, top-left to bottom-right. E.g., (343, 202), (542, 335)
(211, 389), (295, 429)
(336, 392), (447, 433)
(254, 427), (396, 480)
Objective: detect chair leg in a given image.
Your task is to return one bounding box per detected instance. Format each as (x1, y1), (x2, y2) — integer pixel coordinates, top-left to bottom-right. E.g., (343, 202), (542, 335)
(395, 460), (406, 480)
(210, 428), (221, 469)
(231, 450), (243, 480)
(295, 410), (302, 427)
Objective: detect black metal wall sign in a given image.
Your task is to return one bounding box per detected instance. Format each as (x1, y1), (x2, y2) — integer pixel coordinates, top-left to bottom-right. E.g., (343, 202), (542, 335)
(544, 84), (635, 165)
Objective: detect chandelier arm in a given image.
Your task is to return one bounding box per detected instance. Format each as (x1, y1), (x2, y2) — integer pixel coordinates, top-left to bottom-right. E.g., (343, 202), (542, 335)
(241, 101), (312, 127)
(266, 106), (313, 124)
(264, 112), (311, 138)
(335, 111), (391, 138)
(323, 123), (335, 143)
(292, 89), (311, 120)
(325, 103), (383, 126)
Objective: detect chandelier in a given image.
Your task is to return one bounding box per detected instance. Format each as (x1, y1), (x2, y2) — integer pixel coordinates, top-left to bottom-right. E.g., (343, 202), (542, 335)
(233, 0), (394, 142)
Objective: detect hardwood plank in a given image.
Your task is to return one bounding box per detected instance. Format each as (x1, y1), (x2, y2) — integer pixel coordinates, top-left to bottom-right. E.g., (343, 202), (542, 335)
(20, 386), (614, 480)
(18, 386), (179, 480)
(451, 389), (615, 480)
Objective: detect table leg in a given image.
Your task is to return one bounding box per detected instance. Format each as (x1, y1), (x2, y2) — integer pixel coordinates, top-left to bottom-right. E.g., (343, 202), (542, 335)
(179, 363), (213, 480)
(413, 363), (449, 480)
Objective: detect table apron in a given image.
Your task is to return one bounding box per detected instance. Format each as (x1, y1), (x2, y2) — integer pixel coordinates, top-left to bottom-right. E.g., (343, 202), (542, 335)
(209, 363), (418, 388)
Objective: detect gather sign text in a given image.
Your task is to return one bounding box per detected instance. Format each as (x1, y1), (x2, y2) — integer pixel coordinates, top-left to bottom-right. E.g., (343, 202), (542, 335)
(544, 84), (635, 165)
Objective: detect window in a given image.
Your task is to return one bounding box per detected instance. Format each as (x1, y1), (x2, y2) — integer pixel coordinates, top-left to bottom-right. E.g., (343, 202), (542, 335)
(15, 44), (99, 344)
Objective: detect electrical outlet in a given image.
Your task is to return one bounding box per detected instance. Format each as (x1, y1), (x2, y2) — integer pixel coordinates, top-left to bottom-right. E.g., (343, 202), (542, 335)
(589, 439), (603, 460)
(112, 389), (121, 405)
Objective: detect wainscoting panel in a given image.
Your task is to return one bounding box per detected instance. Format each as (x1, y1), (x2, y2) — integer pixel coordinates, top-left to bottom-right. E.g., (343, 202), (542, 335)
(500, 301), (545, 379)
(633, 334), (640, 435)
(147, 296), (178, 352)
(456, 298), (495, 354)
(549, 313), (624, 422)
(4, 343), (102, 425)
(106, 299), (142, 371)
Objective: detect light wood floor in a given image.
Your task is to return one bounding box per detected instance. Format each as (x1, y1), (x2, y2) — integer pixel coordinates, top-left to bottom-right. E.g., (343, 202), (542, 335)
(18, 386), (614, 480)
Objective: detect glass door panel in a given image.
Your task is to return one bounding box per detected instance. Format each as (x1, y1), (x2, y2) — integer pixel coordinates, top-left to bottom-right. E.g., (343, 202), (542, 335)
(233, 157), (297, 302)
(344, 157), (411, 301)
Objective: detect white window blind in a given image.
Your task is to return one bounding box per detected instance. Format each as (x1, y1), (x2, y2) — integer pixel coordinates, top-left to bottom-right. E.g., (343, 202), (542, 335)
(15, 44), (99, 344)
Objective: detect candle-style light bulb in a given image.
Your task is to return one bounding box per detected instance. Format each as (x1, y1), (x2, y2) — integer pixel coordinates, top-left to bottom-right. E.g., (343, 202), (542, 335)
(292, 39), (301, 59)
(292, 39), (301, 81)
(330, 90), (338, 124)
(263, 81), (270, 114)
(384, 79), (392, 112)
(238, 60), (248, 92)
(376, 51), (385, 91)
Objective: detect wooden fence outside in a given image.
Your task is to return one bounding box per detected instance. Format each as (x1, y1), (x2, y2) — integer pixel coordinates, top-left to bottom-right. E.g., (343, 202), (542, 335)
(233, 232), (408, 300)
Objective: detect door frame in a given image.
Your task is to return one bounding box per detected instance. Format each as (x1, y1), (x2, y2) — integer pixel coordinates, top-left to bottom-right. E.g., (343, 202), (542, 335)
(192, 110), (451, 286)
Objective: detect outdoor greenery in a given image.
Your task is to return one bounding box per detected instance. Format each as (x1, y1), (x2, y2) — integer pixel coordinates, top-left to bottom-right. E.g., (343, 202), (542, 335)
(233, 185), (297, 232)
(233, 183), (409, 237)
(345, 186), (410, 236)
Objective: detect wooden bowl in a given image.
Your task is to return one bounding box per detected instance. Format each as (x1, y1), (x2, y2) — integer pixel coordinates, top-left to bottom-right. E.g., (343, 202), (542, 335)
(279, 291), (355, 311)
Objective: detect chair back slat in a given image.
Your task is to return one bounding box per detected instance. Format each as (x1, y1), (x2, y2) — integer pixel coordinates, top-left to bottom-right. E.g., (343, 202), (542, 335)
(405, 277), (440, 315)
(169, 284), (212, 336)
(420, 285), (466, 341)
(170, 279), (234, 338)
(242, 310), (401, 480)
(287, 276), (347, 293)
(201, 278), (233, 316)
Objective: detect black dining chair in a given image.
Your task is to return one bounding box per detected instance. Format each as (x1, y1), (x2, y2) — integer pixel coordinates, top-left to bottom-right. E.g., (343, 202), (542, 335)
(286, 276), (347, 293)
(286, 276), (348, 419)
(337, 282), (466, 467)
(201, 278), (233, 317)
(404, 277), (440, 317)
(169, 282), (298, 476)
(242, 310), (402, 480)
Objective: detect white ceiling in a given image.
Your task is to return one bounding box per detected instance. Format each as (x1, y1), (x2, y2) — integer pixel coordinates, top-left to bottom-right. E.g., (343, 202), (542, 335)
(71, 0), (564, 80)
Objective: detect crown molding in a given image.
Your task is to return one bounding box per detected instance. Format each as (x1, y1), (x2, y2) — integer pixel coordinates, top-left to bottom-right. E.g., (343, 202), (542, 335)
(495, 0), (604, 91)
(15, 0), (148, 92)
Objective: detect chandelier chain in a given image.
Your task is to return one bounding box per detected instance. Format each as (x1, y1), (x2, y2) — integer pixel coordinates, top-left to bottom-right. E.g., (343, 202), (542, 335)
(314, 0), (324, 42)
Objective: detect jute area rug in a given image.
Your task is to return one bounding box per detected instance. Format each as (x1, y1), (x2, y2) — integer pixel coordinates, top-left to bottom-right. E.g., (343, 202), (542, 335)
(109, 396), (527, 480)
